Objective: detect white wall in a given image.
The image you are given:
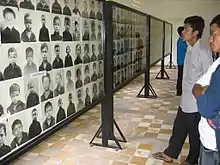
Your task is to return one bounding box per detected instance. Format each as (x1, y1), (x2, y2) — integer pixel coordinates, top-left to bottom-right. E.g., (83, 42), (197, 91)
(112, 0), (220, 65)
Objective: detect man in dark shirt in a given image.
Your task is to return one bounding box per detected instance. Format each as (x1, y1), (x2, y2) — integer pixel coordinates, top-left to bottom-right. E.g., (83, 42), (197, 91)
(96, 1), (102, 20)
(52, 0), (62, 14)
(41, 73), (53, 102)
(91, 44), (97, 62)
(28, 108), (42, 139)
(7, 0), (18, 7)
(90, 21), (96, 41)
(67, 93), (76, 117)
(21, 13), (36, 42)
(20, 0), (35, 10)
(92, 83), (98, 103)
(10, 119), (28, 150)
(72, 20), (80, 41)
(98, 44), (103, 60)
(63, 0), (71, 16)
(85, 87), (91, 106)
(4, 47), (22, 80)
(84, 65), (90, 85)
(72, 0), (81, 16)
(66, 70), (74, 92)
(52, 44), (63, 69)
(64, 45), (73, 67)
(74, 44), (83, 65)
(77, 89), (84, 111)
(54, 72), (64, 96)
(1, 8), (20, 44)
(82, 20), (89, 41)
(39, 43), (52, 71)
(91, 63), (98, 82)
(83, 44), (90, 63)
(39, 14), (50, 42)
(36, 0), (50, 12)
(51, 16), (63, 41)
(90, 1), (95, 19)
(42, 101), (55, 131)
(63, 17), (72, 41)
(75, 68), (83, 89)
(7, 83), (25, 115)
(56, 98), (66, 123)
(26, 80), (39, 108)
(0, 123), (11, 157)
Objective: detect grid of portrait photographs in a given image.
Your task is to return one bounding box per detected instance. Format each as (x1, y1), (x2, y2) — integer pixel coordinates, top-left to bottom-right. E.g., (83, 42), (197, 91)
(112, 6), (147, 89)
(0, 0), (104, 159)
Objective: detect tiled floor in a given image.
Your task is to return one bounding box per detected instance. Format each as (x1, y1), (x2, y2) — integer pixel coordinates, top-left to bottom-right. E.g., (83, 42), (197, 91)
(11, 67), (189, 165)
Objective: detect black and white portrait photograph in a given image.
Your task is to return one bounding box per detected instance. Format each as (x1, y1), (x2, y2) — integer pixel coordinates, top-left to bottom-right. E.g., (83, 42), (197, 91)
(83, 43), (90, 64)
(116, 71), (120, 86)
(38, 42), (52, 71)
(82, 0), (89, 18)
(64, 43), (73, 67)
(51, 15), (63, 41)
(112, 6), (116, 22)
(24, 77), (40, 109)
(97, 23), (102, 41)
(36, 0), (50, 12)
(21, 12), (37, 42)
(98, 79), (104, 98)
(120, 55), (124, 69)
(63, 16), (72, 41)
(91, 82), (98, 103)
(38, 13), (51, 42)
(90, 20), (96, 41)
(0, 119), (11, 158)
(97, 43), (103, 60)
(91, 62), (98, 82)
(66, 92), (76, 117)
(27, 106), (42, 140)
(19, 0), (35, 10)
(52, 69), (65, 97)
(41, 99), (55, 131)
(53, 96), (67, 124)
(121, 69), (125, 83)
(74, 43), (83, 65)
(75, 66), (83, 89)
(1, 44), (24, 80)
(83, 64), (90, 85)
(113, 56), (116, 72)
(82, 19), (90, 41)
(8, 111), (29, 151)
(96, 1), (102, 21)
(89, 0), (95, 19)
(98, 60), (103, 79)
(40, 72), (53, 102)
(51, 43), (64, 69)
(51, 0), (62, 15)
(84, 84), (92, 107)
(23, 44), (38, 77)
(65, 68), (74, 92)
(72, 17), (81, 41)
(1, 7), (21, 44)
(76, 88), (84, 111)
(63, 0), (71, 16)
(116, 56), (120, 70)
(72, 0), (81, 16)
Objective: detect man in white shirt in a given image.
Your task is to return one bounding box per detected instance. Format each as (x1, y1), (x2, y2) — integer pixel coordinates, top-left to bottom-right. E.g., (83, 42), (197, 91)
(193, 14), (220, 165)
(153, 16), (213, 165)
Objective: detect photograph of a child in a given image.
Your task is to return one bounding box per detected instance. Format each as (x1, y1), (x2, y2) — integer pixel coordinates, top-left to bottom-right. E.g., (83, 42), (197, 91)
(72, 0), (81, 16)
(82, 19), (89, 41)
(38, 42), (52, 71)
(38, 14), (51, 42)
(72, 18), (81, 41)
(0, 122), (11, 157)
(65, 69), (74, 92)
(54, 97), (66, 123)
(84, 85), (91, 107)
(66, 92), (76, 117)
(63, 17), (72, 41)
(53, 69), (65, 97)
(76, 88), (84, 111)
(51, 0), (62, 15)
(36, 0), (50, 12)
(83, 43), (90, 64)
(74, 43), (82, 65)
(52, 43), (64, 69)
(40, 72), (53, 102)
(64, 44), (73, 67)
(92, 82), (98, 103)
(42, 100), (55, 131)
(63, 0), (71, 16)
(75, 67), (83, 89)
(83, 64), (90, 85)
(19, 0), (35, 10)
(51, 16), (63, 41)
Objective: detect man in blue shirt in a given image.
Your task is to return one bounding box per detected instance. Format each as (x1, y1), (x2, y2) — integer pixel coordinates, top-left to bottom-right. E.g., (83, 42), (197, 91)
(176, 26), (188, 96)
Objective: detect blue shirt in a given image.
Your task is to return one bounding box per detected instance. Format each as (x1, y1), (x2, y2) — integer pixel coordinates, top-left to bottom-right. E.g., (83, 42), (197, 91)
(177, 37), (187, 65)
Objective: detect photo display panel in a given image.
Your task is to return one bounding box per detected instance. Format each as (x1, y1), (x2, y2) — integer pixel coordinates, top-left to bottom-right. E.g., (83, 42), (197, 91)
(164, 22), (172, 55)
(112, 6), (147, 89)
(150, 17), (163, 65)
(0, 0), (104, 160)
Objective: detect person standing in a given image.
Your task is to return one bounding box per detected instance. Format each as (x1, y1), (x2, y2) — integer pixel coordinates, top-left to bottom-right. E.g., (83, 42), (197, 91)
(192, 14), (220, 165)
(152, 16), (213, 165)
(176, 26), (188, 96)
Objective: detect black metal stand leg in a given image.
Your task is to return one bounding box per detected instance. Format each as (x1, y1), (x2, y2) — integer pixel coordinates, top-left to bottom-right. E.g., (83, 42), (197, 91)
(149, 84), (157, 98)
(89, 125), (102, 145)
(166, 61), (176, 69)
(137, 85), (145, 97)
(155, 69), (169, 79)
(137, 84), (157, 99)
(113, 119), (127, 143)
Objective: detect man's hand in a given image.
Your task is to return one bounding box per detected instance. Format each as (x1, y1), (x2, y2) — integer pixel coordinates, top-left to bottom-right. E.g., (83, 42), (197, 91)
(192, 84), (209, 98)
(201, 85), (209, 95)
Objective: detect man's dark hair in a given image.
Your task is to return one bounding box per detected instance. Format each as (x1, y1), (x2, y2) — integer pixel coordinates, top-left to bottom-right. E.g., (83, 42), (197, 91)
(11, 119), (22, 131)
(210, 14), (220, 27)
(184, 16), (205, 38)
(3, 8), (16, 18)
(44, 101), (52, 113)
(177, 26), (184, 36)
